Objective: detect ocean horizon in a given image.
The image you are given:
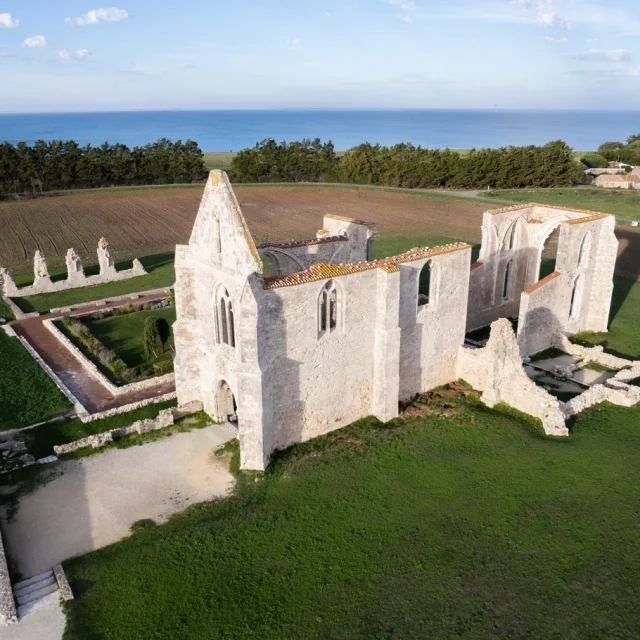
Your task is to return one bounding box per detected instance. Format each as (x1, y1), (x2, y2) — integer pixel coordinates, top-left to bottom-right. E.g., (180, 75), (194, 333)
(1, 109), (639, 152)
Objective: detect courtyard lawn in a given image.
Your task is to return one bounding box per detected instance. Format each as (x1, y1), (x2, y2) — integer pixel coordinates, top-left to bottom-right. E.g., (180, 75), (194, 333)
(0, 298), (14, 321)
(570, 276), (640, 360)
(486, 187), (640, 221)
(0, 330), (70, 431)
(11, 254), (175, 315)
(85, 307), (177, 370)
(63, 396), (640, 640)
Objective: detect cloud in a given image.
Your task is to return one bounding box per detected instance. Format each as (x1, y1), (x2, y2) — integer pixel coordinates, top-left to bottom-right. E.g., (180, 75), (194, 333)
(60, 49), (91, 61)
(22, 35), (48, 48)
(401, 15), (413, 23)
(543, 36), (567, 44)
(67, 7), (129, 26)
(572, 49), (633, 62)
(628, 67), (640, 77)
(290, 38), (301, 45)
(0, 13), (19, 28)
(325, 12), (332, 18)
(386, 0), (416, 9)
(517, 0), (571, 30)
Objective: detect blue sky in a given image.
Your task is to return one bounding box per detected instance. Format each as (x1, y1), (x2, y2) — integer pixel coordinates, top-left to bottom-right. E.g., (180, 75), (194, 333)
(1, 0), (639, 112)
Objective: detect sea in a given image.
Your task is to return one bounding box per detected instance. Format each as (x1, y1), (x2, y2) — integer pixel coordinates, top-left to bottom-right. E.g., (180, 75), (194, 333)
(0, 110), (638, 151)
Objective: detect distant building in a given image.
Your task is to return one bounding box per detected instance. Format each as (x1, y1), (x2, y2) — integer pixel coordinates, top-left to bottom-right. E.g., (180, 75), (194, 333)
(593, 174), (640, 190)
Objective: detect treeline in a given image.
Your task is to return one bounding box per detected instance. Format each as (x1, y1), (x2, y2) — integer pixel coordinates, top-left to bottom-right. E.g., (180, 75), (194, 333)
(581, 133), (640, 169)
(0, 138), (207, 197)
(230, 139), (583, 189)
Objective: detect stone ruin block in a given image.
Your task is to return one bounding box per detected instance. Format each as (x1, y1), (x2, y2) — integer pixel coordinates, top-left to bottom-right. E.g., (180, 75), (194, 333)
(0, 268), (18, 297)
(65, 248), (85, 284)
(98, 237), (116, 276)
(33, 250), (52, 288)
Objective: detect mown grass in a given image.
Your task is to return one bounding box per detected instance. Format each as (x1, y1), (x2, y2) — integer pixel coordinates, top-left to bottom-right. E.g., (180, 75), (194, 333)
(570, 276), (640, 360)
(11, 254), (175, 315)
(18, 399), (177, 460)
(0, 298), (14, 321)
(63, 394), (640, 639)
(85, 307), (176, 369)
(203, 152), (236, 171)
(485, 187), (640, 221)
(0, 329), (70, 432)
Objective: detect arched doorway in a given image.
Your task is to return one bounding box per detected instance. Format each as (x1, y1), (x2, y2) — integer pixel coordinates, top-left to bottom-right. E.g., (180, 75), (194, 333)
(217, 380), (238, 427)
(537, 225), (561, 280)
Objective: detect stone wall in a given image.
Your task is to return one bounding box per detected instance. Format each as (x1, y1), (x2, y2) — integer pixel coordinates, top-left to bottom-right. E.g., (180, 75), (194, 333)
(53, 408), (176, 455)
(0, 239), (147, 298)
(43, 318), (175, 397)
(0, 529), (17, 627)
(457, 319), (569, 436)
(79, 391), (178, 423)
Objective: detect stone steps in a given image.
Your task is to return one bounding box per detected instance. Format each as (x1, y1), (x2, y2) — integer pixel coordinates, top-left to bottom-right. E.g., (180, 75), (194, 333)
(12, 570), (60, 620)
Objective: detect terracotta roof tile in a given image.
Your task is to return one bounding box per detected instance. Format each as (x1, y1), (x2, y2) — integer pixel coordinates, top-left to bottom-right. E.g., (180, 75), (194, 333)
(523, 271), (561, 295)
(264, 243), (471, 289)
(470, 261), (484, 272)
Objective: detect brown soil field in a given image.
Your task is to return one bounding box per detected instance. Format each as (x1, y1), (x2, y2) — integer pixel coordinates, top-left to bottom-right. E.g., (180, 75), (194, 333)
(1, 185), (638, 280)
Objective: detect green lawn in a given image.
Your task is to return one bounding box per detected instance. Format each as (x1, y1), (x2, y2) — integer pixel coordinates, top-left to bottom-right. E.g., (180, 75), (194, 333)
(63, 395), (640, 639)
(0, 329), (70, 431)
(0, 298), (14, 321)
(486, 187), (640, 221)
(11, 254), (175, 315)
(17, 399), (177, 460)
(570, 276), (640, 360)
(85, 307), (176, 369)
(203, 152), (236, 171)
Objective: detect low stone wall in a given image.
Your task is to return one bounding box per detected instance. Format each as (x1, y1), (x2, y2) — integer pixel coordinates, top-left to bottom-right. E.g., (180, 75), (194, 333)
(53, 565), (73, 601)
(0, 529), (17, 627)
(50, 287), (171, 315)
(43, 318), (175, 397)
(0, 239), (147, 299)
(1, 296), (38, 320)
(563, 379), (640, 417)
(1, 324), (89, 419)
(79, 392), (178, 424)
(553, 333), (636, 371)
(53, 404), (202, 455)
(458, 318), (569, 436)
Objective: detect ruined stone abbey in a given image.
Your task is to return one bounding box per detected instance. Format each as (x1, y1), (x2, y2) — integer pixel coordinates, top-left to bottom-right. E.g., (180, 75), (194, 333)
(173, 171), (632, 471)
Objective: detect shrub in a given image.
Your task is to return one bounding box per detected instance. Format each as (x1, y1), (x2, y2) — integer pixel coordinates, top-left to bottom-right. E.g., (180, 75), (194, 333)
(143, 316), (161, 359)
(580, 152), (608, 169)
(108, 359), (128, 379)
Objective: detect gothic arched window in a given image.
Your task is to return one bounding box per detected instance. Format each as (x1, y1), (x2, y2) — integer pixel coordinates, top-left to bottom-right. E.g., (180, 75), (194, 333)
(418, 261), (433, 307)
(319, 280), (338, 336)
(503, 260), (513, 300)
(216, 288), (235, 348)
(569, 275), (584, 320)
(578, 233), (591, 267)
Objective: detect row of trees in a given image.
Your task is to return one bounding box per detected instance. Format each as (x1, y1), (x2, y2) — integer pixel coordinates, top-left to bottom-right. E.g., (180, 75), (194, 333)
(230, 139), (583, 189)
(581, 133), (640, 168)
(0, 138), (208, 197)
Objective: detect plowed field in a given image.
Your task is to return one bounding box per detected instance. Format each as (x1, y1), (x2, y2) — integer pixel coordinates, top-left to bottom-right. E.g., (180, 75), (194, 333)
(1, 185), (638, 280)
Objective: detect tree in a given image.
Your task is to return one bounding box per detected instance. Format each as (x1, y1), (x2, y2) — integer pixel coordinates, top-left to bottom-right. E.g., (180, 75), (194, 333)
(580, 153), (608, 169)
(157, 317), (171, 352)
(143, 316), (161, 359)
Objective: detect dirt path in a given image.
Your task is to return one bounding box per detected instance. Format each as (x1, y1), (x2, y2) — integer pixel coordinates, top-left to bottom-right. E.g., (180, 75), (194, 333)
(10, 292), (176, 414)
(1, 423), (236, 578)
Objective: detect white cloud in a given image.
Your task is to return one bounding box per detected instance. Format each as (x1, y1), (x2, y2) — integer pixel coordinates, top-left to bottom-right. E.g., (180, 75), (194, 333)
(386, 0), (416, 9)
(325, 12), (332, 18)
(290, 38), (301, 45)
(69, 7), (129, 26)
(402, 15), (413, 23)
(59, 49), (90, 61)
(572, 49), (633, 62)
(0, 13), (19, 28)
(518, 0), (571, 30)
(627, 67), (640, 77)
(543, 36), (567, 44)
(22, 35), (48, 48)
(586, 38), (598, 44)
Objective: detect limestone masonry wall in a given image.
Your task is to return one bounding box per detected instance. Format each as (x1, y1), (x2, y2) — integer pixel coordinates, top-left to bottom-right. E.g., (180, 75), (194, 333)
(0, 238), (147, 299)
(174, 172), (625, 471)
(0, 528), (17, 627)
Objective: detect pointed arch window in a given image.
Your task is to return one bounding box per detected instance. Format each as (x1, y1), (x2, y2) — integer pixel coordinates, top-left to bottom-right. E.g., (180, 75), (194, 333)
(216, 288), (235, 348)
(418, 261), (433, 307)
(578, 233), (591, 267)
(569, 275), (584, 321)
(319, 280), (338, 337)
(503, 260), (513, 300)
(503, 222), (518, 251)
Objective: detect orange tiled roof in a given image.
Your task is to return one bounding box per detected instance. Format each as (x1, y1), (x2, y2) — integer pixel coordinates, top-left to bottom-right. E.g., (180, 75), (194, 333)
(263, 243), (470, 289)
(523, 271), (561, 295)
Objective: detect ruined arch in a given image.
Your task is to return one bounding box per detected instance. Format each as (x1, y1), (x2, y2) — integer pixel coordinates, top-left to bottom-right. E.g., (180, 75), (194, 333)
(258, 248), (305, 276)
(418, 260), (434, 307)
(216, 379), (238, 426)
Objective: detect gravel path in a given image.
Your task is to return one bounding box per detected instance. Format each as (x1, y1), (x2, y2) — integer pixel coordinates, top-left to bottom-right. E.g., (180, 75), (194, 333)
(1, 423), (236, 578)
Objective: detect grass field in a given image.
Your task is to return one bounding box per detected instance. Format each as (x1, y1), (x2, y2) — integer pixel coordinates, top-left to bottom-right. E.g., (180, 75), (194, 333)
(486, 187), (640, 221)
(0, 298), (14, 321)
(203, 152), (236, 171)
(62, 393), (640, 639)
(0, 329), (70, 431)
(86, 307), (176, 369)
